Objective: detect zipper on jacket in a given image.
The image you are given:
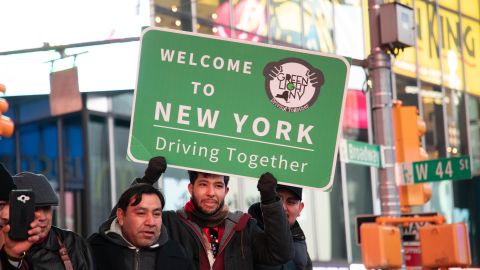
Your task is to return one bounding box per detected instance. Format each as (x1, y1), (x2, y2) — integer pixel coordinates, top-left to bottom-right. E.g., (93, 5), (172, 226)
(135, 248), (140, 270)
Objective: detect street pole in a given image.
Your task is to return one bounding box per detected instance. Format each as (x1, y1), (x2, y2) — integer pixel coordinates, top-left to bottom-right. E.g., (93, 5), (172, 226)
(368, 0), (400, 216)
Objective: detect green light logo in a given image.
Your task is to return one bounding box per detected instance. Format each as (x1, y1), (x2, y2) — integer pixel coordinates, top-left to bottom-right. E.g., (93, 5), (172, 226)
(263, 58), (324, 112)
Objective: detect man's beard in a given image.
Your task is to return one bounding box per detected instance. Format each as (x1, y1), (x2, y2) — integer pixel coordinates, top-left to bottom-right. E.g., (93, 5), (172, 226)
(192, 194), (224, 216)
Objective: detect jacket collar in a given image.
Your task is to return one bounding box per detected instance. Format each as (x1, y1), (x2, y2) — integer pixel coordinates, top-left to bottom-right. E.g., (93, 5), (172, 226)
(32, 226), (60, 252)
(177, 209), (249, 244)
(290, 221), (306, 241)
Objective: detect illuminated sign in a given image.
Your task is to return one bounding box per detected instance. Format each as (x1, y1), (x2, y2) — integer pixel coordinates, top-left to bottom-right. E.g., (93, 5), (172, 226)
(393, 1), (480, 95)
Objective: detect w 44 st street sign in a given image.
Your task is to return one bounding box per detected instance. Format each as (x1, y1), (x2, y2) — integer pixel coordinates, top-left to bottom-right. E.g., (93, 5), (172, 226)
(398, 156), (471, 184)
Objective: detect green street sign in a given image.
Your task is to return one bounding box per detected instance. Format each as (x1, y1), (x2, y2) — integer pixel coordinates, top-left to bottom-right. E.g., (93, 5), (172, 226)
(339, 139), (382, 168)
(128, 28), (350, 190)
(398, 156), (471, 184)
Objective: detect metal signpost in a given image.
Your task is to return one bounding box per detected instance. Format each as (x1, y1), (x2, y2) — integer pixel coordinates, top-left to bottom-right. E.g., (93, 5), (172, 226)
(398, 156), (471, 184)
(128, 28), (350, 190)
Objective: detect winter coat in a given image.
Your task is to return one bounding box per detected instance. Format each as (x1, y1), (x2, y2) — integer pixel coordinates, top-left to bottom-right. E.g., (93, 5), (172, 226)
(88, 217), (193, 270)
(0, 226), (94, 270)
(248, 202), (312, 270)
(162, 199), (294, 270)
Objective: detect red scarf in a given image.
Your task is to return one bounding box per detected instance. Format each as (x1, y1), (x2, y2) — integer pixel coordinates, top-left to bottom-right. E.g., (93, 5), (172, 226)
(184, 200), (225, 245)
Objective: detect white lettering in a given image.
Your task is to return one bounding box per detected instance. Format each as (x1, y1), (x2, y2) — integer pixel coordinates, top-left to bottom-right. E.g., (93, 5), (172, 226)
(233, 113), (249, 133)
(213, 57), (224, 69)
(177, 105), (191, 125)
(154, 102), (171, 122)
(227, 59), (240, 72)
(160, 49), (175, 62)
(297, 124), (313, 144)
(177, 51), (186, 64)
(243, 61), (252, 74)
(189, 53), (197, 66)
(156, 137), (166, 150)
(200, 55), (210, 68)
(253, 117), (270, 137)
(276, 121), (291, 141)
(197, 108), (220, 129)
(416, 164), (428, 180)
(192, 81), (201, 94)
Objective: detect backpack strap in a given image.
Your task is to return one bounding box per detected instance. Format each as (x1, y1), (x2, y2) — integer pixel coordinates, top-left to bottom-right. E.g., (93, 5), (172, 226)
(56, 236), (73, 270)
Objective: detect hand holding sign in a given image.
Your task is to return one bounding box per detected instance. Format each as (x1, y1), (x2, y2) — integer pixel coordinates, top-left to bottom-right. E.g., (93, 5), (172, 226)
(257, 172), (278, 204)
(138, 156), (167, 185)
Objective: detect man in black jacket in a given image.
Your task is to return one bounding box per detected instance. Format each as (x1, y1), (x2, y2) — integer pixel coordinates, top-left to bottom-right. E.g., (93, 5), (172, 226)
(248, 184), (312, 270)
(0, 165), (47, 269)
(89, 183), (193, 270)
(135, 156), (294, 270)
(1, 171), (94, 270)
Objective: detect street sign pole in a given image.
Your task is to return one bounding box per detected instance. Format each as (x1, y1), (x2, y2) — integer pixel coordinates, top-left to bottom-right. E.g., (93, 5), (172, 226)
(368, 0), (400, 216)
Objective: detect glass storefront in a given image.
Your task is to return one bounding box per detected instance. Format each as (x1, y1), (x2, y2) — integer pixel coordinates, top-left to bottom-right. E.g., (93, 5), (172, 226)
(393, 0), (480, 264)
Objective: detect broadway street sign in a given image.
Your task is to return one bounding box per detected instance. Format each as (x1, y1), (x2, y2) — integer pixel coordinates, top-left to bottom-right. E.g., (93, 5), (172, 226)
(128, 28), (350, 190)
(398, 156), (471, 184)
(339, 139), (382, 168)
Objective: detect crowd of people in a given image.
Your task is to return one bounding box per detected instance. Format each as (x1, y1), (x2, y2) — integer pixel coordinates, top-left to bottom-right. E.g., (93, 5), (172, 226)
(0, 157), (312, 270)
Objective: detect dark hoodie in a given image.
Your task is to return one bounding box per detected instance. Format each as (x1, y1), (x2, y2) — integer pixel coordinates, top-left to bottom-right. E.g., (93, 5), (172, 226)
(88, 217), (193, 270)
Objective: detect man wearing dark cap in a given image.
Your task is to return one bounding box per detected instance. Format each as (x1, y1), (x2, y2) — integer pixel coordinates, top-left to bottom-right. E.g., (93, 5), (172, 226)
(0, 165), (47, 269)
(248, 184), (312, 270)
(1, 172), (94, 270)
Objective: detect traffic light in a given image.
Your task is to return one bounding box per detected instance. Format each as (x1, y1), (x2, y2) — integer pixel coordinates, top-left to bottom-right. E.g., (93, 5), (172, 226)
(392, 100), (430, 209)
(0, 83), (14, 138)
(419, 222), (471, 267)
(360, 223), (402, 269)
(392, 100), (428, 163)
(399, 183), (431, 207)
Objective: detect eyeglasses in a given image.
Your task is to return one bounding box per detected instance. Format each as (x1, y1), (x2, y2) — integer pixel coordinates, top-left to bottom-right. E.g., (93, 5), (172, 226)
(209, 228), (219, 257)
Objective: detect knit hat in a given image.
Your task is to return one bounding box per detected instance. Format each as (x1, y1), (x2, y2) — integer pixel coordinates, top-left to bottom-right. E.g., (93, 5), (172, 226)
(13, 172), (59, 207)
(0, 163), (16, 201)
(277, 184), (303, 201)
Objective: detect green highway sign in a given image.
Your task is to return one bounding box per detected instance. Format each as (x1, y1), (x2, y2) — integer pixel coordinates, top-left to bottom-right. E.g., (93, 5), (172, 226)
(339, 139), (382, 168)
(398, 156), (471, 184)
(128, 28), (350, 190)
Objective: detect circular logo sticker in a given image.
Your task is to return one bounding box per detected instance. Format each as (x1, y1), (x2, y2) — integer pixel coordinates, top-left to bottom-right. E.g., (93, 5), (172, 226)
(263, 58), (324, 112)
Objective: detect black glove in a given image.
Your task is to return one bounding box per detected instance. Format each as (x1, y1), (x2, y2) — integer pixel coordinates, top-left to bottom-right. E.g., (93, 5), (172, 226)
(138, 156), (167, 185)
(257, 172), (277, 204)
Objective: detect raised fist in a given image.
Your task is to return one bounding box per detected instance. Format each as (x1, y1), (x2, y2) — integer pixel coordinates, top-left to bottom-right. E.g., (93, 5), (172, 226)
(257, 172), (278, 204)
(139, 156), (167, 185)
